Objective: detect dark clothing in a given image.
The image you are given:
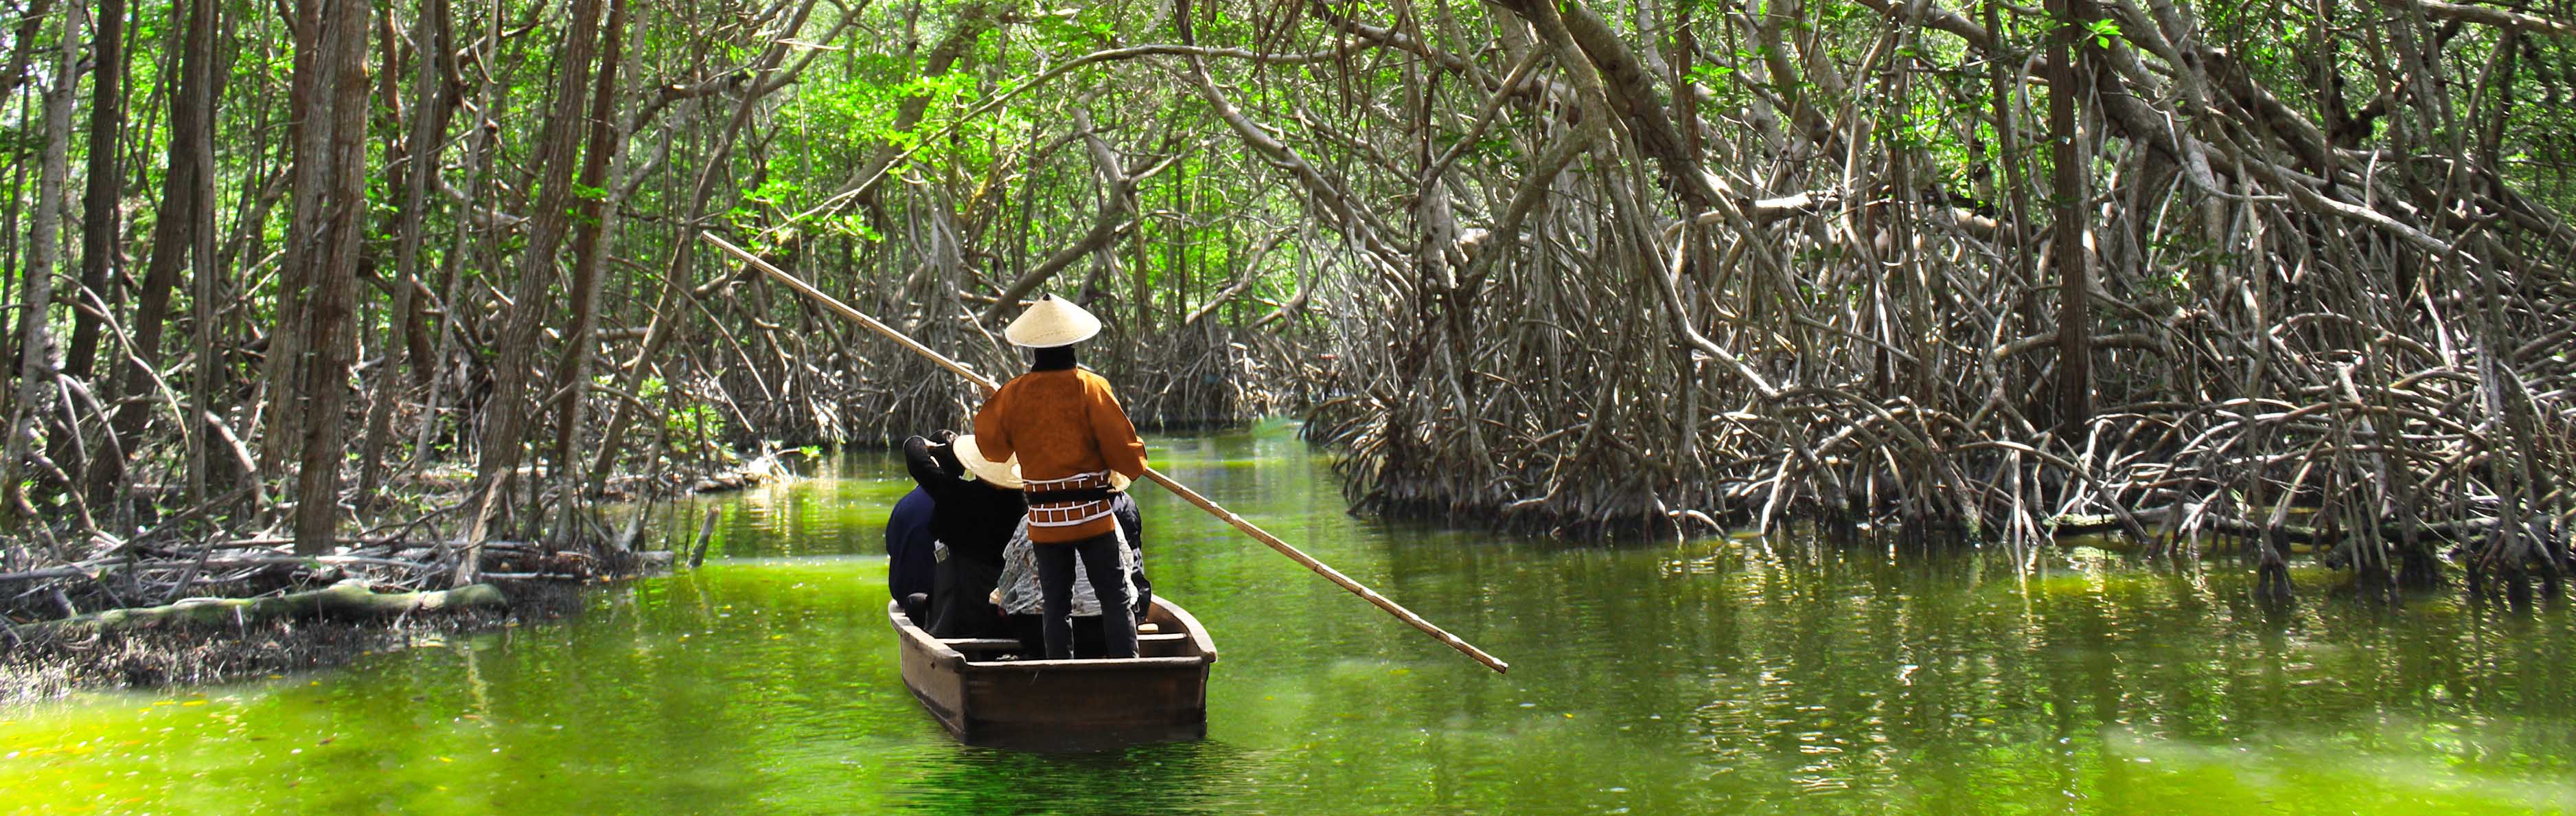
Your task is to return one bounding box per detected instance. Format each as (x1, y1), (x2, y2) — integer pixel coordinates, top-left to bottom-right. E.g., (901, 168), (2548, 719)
(1036, 530), (1136, 659)
(903, 436), (1026, 565)
(930, 548), (1005, 639)
(1112, 495), (1151, 617)
(1001, 501), (1151, 657)
(1031, 345), (1078, 372)
(886, 488), (936, 615)
(903, 435), (1026, 639)
(1008, 613), (1109, 658)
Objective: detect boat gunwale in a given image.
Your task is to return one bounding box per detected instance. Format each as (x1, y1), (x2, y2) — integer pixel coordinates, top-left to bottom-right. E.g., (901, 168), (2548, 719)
(956, 655), (1208, 672)
(1153, 597), (1221, 664)
(888, 596), (1217, 746)
(884, 598), (1220, 670)
(888, 601), (969, 668)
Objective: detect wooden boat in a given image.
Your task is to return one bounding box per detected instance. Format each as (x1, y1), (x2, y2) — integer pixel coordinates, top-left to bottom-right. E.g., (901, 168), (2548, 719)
(888, 596), (1218, 747)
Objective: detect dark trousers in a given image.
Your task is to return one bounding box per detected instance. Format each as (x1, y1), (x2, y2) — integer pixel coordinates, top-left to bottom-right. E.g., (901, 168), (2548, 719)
(1112, 495), (1152, 620)
(1035, 530), (1136, 659)
(925, 554), (1006, 639)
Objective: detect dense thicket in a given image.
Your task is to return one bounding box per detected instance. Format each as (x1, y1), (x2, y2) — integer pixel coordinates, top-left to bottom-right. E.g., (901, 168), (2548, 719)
(1, 0), (2569, 615)
(1271, 0), (2576, 600)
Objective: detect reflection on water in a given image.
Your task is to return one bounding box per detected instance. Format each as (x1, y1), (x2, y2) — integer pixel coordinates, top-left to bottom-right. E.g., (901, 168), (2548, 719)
(5, 420), (2573, 814)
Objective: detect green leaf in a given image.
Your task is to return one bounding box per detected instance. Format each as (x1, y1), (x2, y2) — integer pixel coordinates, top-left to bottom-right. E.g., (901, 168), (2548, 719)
(2087, 19), (2122, 49)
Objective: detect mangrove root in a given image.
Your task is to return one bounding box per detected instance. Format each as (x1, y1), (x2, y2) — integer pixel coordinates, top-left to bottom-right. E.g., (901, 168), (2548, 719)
(28, 580), (509, 635)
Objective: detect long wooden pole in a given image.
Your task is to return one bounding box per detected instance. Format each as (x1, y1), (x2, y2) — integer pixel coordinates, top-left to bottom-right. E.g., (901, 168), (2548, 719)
(702, 231), (1509, 673)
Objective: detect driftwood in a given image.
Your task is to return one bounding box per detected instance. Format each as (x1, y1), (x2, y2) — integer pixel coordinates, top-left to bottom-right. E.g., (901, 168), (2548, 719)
(689, 451), (790, 493)
(27, 580), (509, 635)
(688, 507), (720, 569)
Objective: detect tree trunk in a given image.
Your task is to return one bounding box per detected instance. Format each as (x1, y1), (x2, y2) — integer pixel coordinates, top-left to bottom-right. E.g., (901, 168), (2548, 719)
(93, 0), (213, 503)
(282, 0), (374, 554)
(183, 0), (223, 509)
(64, 0), (126, 385)
(261, 0), (325, 488)
(1548, 0), (1721, 208)
(4, 3), (83, 522)
(409, 0), (498, 484)
(355, 0), (457, 506)
(550, 0), (630, 541)
(458, 0), (603, 581)
(2049, 0), (2093, 434)
(1986, 0), (2042, 393)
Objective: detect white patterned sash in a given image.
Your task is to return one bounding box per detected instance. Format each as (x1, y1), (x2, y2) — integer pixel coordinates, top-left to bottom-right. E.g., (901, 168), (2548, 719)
(1024, 470), (1118, 529)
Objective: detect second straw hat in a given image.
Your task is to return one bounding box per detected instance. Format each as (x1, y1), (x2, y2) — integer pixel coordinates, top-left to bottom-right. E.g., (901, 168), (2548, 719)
(947, 435), (1024, 490)
(1002, 294), (1102, 348)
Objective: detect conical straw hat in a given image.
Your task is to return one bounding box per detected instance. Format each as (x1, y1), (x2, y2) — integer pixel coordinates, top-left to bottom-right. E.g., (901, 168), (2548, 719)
(950, 435), (1024, 490)
(1003, 294), (1102, 348)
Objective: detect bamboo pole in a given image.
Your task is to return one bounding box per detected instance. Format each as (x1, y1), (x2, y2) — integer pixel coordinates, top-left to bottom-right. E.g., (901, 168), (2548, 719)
(702, 231), (1509, 673)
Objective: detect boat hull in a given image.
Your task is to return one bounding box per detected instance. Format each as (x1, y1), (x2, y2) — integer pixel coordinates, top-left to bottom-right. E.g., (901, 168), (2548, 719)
(891, 596), (1217, 748)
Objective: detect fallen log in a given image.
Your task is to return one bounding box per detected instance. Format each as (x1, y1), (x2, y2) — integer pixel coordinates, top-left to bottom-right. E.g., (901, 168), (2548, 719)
(27, 580), (509, 635)
(0, 554), (438, 584)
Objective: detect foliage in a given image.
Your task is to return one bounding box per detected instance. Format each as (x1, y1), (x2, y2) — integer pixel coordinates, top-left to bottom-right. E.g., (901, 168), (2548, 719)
(0, 0), (2565, 599)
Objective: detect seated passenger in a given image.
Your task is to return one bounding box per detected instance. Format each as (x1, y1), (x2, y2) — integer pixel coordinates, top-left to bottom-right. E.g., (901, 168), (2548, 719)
(884, 485), (935, 625)
(901, 431), (1025, 638)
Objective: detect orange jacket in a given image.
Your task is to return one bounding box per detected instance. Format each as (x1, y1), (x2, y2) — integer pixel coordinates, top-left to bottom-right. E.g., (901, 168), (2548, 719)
(971, 367), (1147, 542)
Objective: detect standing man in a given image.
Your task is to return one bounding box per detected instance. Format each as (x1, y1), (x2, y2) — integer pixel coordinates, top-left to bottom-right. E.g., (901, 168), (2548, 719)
(970, 295), (1149, 659)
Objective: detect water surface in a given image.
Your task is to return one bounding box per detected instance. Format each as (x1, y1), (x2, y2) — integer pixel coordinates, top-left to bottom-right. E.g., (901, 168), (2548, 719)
(5, 420), (2572, 813)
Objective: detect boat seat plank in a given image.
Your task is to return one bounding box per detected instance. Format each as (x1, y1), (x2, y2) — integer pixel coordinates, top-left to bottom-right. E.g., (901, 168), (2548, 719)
(943, 633), (1184, 650)
(962, 655), (1208, 670)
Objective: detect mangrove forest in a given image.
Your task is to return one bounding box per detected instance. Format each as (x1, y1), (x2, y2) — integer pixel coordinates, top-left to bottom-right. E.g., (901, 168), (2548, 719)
(4, 0), (2571, 610)
(2, 0), (2575, 809)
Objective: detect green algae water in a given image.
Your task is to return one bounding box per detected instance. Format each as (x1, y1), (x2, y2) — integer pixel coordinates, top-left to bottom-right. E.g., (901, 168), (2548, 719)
(5, 420), (2573, 814)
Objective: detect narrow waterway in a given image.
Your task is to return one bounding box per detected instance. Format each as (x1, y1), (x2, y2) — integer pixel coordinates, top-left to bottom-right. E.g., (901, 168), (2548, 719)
(5, 421), (2573, 813)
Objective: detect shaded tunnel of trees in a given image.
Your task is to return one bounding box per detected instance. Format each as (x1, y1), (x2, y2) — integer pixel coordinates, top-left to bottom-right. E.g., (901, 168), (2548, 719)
(1, 0), (2571, 618)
